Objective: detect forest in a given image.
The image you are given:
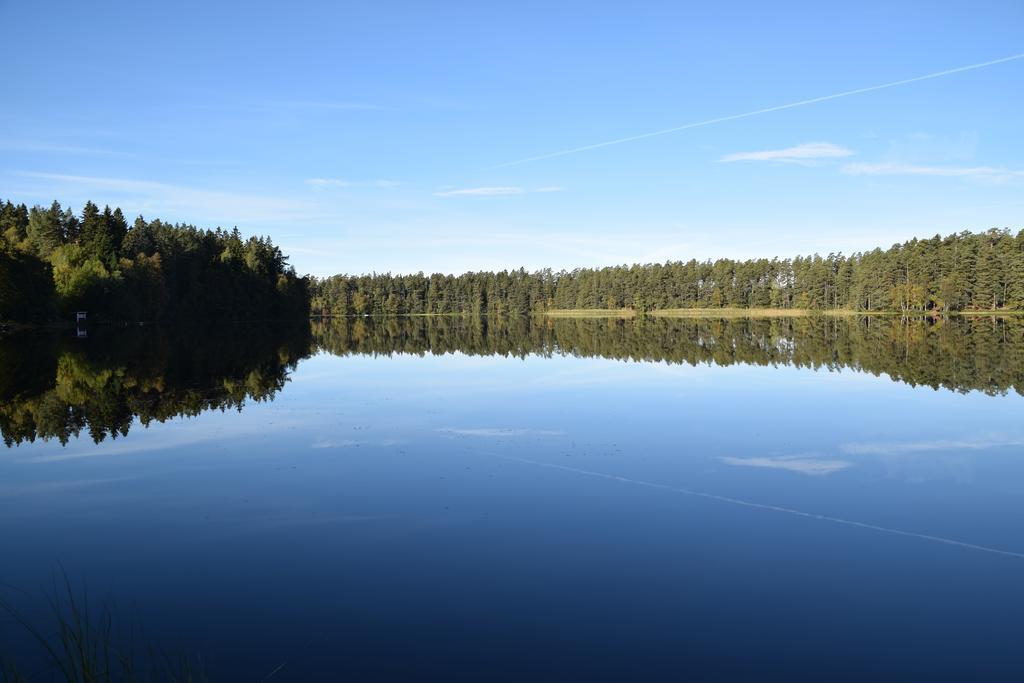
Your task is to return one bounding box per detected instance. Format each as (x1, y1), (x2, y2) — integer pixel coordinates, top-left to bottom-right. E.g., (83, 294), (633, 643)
(310, 228), (1024, 316)
(4, 198), (1023, 323)
(0, 199), (309, 323)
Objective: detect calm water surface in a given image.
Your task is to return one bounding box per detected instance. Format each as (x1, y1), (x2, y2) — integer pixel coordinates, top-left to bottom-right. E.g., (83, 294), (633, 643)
(2, 316), (1024, 680)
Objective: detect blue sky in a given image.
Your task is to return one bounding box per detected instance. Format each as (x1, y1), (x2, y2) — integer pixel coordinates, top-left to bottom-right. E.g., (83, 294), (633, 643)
(1, 0), (1022, 277)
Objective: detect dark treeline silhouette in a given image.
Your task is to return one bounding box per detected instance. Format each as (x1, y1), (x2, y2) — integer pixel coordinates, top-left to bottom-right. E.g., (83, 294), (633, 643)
(4, 315), (1023, 446)
(310, 228), (1024, 315)
(0, 323), (311, 446)
(0, 199), (309, 323)
(312, 315), (1024, 396)
(6, 198), (1020, 322)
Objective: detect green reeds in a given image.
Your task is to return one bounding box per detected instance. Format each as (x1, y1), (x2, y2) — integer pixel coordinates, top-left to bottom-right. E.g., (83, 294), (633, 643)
(0, 572), (206, 683)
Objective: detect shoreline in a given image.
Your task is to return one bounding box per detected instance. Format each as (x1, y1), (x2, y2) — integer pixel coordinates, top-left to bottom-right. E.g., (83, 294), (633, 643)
(545, 308), (1024, 318)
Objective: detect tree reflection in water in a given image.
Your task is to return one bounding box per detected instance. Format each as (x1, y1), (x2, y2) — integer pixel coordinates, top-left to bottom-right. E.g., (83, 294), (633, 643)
(3, 314), (1022, 447)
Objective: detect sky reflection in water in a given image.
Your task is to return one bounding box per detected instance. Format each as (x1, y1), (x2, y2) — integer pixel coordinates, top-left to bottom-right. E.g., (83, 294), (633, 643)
(2, 317), (1024, 680)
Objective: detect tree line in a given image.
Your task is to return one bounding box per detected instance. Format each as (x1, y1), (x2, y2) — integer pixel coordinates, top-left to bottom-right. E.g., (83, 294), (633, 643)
(0, 199), (309, 323)
(310, 228), (1024, 316)
(4, 197), (1021, 322)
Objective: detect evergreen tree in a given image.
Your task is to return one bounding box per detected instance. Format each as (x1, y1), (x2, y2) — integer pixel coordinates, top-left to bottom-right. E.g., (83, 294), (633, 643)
(26, 201), (65, 258)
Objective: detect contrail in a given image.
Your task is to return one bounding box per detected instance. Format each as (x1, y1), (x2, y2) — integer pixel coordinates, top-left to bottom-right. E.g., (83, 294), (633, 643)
(493, 453), (1024, 560)
(492, 52), (1024, 168)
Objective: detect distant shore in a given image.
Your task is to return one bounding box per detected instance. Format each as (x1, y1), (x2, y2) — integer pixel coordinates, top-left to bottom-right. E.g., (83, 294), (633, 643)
(542, 308), (1024, 318)
(544, 308), (873, 318)
(543, 308), (637, 318)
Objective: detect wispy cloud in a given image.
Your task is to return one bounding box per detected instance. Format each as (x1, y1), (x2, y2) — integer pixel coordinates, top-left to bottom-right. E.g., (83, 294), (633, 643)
(720, 141), (853, 163)
(305, 178), (402, 189)
(310, 438), (408, 449)
(493, 52), (1024, 167)
(306, 178), (352, 188)
(720, 456), (851, 475)
(439, 427), (527, 436)
(435, 186), (523, 197)
(19, 172), (316, 224)
(310, 439), (360, 449)
(0, 139), (117, 156)
(841, 162), (1024, 180)
(841, 435), (1024, 456)
(0, 477), (135, 497)
(500, 454), (1024, 559)
(434, 186), (564, 197)
(437, 427), (564, 437)
(21, 414), (311, 462)
(265, 100), (381, 111)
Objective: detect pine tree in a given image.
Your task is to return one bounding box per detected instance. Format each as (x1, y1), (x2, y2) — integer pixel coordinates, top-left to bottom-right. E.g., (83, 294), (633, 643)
(26, 201), (65, 258)
(78, 201), (104, 257)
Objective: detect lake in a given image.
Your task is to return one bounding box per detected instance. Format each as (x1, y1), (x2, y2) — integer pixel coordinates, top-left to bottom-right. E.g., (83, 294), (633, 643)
(2, 315), (1024, 680)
